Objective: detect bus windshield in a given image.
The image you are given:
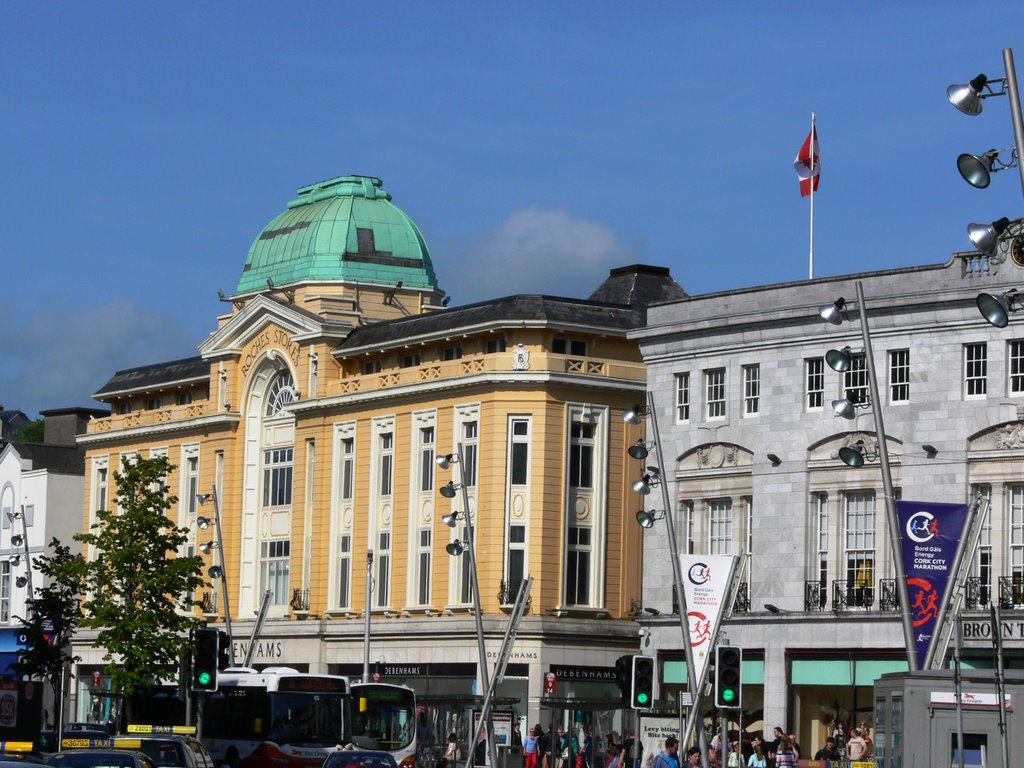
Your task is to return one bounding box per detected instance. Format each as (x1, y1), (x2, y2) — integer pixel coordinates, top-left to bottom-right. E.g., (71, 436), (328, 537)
(267, 691), (347, 746)
(351, 684), (415, 752)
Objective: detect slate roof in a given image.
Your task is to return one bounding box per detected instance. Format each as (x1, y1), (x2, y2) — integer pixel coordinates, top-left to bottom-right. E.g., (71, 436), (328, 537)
(587, 264), (689, 309)
(9, 441), (86, 475)
(94, 356), (210, 399)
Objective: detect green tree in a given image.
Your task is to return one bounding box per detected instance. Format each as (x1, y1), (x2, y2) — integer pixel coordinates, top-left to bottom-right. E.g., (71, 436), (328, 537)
(76, 455), (205, 721)
(12, 538), (86, 726)
(17, 419), (44, 443)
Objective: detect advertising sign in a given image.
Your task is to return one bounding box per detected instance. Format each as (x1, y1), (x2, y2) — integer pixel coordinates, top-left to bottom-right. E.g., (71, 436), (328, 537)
(896, 500), (970, 670)
(638, 715), (678, 768)
(679, 554), (737, 688)
(473, 710), (513, 766)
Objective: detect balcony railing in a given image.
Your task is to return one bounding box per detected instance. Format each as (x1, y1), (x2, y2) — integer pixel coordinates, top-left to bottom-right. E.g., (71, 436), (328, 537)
(497, 579), (532, 611)
(804, 581), (826, 611)
(732, 582), (749, 613)
(290, 588), (310, 613)
(199, 591), (218, 616)
(998, 575), (1024, 610)
(964, 576), (993, 610)
(832, 580), (875, 610)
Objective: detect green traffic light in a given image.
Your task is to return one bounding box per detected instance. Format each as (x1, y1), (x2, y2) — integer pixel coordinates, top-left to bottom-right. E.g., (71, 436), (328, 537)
(636, 693), (649, 705)
(198, 671), (212, 685)
(721, 688), (736, 702)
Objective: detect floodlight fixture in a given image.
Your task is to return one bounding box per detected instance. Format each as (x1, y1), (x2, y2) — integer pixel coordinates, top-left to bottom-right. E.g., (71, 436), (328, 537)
(442, 511), (463, 528)
(199, 541), (217, 555)
(197, 516), (211, 530)
(839, 440), (877, 468)
(8, 555), (19, 566)
(627, 440), (650, 460)
(635, 509), (664, 529)
(10, 535), (23, 547)
(435, 453), (456, 470)
(15, 576), (27, 589)
(923, 444), (939, 458)
(826, 346), (854, 372)
(439, 481), (459, 499)
(197, 494), (213, 505)
(948, 74), (995, 116)
(446, 541), (467, 557)
(818, 297), (848, 325)
(623, 405), (650, 425)
(957, 149), (1019, 188)
(767, 453), (782, 466)
(968, 217), (1011, 255)
(208, 565), (224, 579)
(977, 289), (1020, 328)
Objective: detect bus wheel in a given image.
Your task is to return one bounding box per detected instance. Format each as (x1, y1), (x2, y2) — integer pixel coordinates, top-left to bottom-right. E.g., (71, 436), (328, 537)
(225, 748), (240, 768)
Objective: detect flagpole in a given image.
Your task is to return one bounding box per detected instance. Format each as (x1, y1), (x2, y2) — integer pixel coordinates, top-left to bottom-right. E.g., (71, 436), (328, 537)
(809, 112), (815, 280)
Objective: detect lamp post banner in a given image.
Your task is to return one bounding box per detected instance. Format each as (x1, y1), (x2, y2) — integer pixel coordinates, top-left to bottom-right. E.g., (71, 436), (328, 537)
(679, 554), (737, 688)
(896, 500), (971, 670)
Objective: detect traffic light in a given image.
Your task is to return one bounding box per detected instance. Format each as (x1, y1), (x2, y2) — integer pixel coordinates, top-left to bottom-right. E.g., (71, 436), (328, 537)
(192, 628), (219, 692)
(217, 630), (231, 670)
(714, 645), (742, 708)
(614, 654), (633, 704)
(630, 655), (654, 709)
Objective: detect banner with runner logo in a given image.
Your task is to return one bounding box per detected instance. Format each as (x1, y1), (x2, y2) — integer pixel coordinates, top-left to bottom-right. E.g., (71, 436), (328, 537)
(679, 554), (737, 690)
(896, 500), (971, 670)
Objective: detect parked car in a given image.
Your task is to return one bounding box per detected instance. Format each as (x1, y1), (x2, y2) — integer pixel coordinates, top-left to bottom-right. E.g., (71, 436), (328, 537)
(322, 750), (399, 768)
(48, 749), (157, 768)
(110, 735), (215, 768)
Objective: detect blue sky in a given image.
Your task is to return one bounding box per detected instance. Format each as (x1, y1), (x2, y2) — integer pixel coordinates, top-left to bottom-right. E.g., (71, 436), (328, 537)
(3, 3), (1024, 416)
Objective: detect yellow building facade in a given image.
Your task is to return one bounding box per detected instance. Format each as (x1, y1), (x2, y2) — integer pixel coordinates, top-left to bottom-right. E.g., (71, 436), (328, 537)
(75, 175), (687, 737)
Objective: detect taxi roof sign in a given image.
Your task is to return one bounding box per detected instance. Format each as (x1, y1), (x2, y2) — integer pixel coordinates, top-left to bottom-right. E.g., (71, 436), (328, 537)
(126, 724), (196, 735)
(61, 737), (114, 749)
(0, 741), (35, 753)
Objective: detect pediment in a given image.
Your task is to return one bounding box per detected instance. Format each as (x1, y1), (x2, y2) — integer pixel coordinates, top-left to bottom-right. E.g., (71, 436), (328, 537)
(808, 431), (902, 463)
(677, 443), (753, 473)
(968, 421), (1024, 452)
(199, 295), (326, 358)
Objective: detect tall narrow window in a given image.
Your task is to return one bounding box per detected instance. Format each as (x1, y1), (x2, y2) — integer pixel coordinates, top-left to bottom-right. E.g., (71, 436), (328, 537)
(1010, 341), (1024, 394)
(889, 349), (910, 404)
(742, 364), (760, 416)
(845, 491), (876, 608)
(379, 433), (394, 497)
(816, 493), (829, 609)
(705, 368), (726, 419)
(463, 421), (479, 488)
(1011, 485), (1024, 581)
(96, 466), (109, 512)
(566, 526), (591, 606)
(510, 419), (530, 486)
(377, 532), (391, 608)
(341, 438), (355, 501)
(675, 373), (691, 422)
(337, 534), (352, 609)
(260, 540), (290, 605)
(416, 529), (432, 606)
(806, 358), (825, 410)
(419, 427), (435, 493)
(507, 525), (526, 599)
(965, 343), (988, 398)
(186, 455), (199, 516)
(262, 448), (293, 507)
(972, 485), (992, 607)
(709, 499), (733, 554)
(569, 422), (594, 489)
(459, 525), (472, 605)
(844, 353), (869, 405)
(0, 562), (9, 622)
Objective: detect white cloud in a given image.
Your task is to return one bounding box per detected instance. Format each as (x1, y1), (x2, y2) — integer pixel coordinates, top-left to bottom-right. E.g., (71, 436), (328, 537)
(0, 299), (198, 418)
(436, 207), (637, 305)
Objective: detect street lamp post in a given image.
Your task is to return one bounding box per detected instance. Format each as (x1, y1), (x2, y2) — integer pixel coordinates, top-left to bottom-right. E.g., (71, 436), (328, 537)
(821, 282), (916, 670)
(438, 446), (498, 768)
(197, 489), (233, 659)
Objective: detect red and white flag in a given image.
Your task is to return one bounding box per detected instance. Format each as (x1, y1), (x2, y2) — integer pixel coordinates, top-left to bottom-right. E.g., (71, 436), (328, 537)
(794, 126), (820, 197)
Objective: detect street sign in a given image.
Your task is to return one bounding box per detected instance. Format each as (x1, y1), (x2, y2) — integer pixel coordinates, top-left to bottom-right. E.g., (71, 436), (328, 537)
(544, 672), (556, 694)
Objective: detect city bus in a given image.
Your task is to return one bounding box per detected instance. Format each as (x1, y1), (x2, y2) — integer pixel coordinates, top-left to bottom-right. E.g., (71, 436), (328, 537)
(202, 667), (351, 768)
(350, 682), (417, 768)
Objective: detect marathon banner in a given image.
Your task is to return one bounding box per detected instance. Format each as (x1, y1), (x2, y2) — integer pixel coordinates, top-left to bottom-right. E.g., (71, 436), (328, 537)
(896, 500), (970, 670)
(679, 554), (737, 690)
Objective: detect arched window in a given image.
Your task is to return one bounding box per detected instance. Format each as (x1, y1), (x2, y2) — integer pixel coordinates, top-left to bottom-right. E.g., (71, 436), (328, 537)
(265, 371), (297, 417)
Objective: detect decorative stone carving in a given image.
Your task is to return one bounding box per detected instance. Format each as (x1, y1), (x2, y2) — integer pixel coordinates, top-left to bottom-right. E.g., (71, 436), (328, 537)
(695, 444), (738, 469)
(513, 344), (530, 370)
(995, 422), (1024, 449)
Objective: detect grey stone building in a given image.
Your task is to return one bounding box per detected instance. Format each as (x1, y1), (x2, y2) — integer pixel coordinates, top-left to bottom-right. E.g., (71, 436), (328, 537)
(630, 251), (1024, 754)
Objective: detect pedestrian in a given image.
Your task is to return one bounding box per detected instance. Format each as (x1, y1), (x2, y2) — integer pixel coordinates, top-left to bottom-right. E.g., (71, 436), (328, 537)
(786, 735), (800, 761)
(651, 737), (680, 768)
(438, 733), (459, 768)
(726, 742), (741, 768)
(525, 727), (539, 768)
(813, 738), (841, 762)
(514, 723), (524, 749)
(746, 742), (766, 768)
(537, 726), (549, 768)
(773, 737), (796, 768)
(845, 728), (868, 762)
(683, 746), (701, 768)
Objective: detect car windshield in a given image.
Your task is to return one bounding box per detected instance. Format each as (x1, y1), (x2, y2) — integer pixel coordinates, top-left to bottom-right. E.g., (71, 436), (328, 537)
(50, 753), (138, 768)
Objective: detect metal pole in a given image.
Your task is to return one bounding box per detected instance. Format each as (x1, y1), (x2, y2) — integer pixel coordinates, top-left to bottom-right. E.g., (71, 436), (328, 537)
(854, 281), (916, 670)
(210, 488), (233, 658)
(18, 506), (34, 603)
(645, 393), (708, 768)
(990, 604), (1010, 768)
(954, 613), (964, 768)
(456, 443), (499, 768)
(363, 552), (373, 683)
(1002, 49), (1024, 201)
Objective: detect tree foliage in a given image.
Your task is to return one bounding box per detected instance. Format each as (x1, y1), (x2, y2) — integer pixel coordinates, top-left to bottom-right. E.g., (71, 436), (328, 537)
(12, 538), (86, 710)
(76, 455), (205, 707)
(16, 419), (44, 443)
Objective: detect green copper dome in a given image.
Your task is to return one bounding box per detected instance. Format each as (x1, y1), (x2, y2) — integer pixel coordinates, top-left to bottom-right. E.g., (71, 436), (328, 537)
(235, 175), (438, 295)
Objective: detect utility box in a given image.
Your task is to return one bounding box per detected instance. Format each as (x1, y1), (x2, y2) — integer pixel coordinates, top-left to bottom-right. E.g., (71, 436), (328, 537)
(873, 668), (1024, 767)
(498, 745), (523, 768)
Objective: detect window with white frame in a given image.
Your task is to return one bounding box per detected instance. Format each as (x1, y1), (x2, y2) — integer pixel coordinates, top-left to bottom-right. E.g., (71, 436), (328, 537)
(262, 447), (293, 507)
(806, 358), (825, 410)
(844, 353), (869, 405)
(506, 524), (526, 600)
(377, 531), (391, 608)
(458, 524), (472, 604)
(679, 500), (694, 555)
(462, 420), (479, 488)
(184, 452), (200, 517)
(566, 525), (591, 606)
(675, 373), (691, 422)
(742, 364), (760, 416)
(569, 422), (594, 489)
(260, 540), (290, 605)
(95, 462), (109, 513)
(1011, 485), (1024, 580)
(337, 534), (352, 609)
(971, 485), (992, 606)
(419, 427), (435, 493)
(0, 562), (8, 622)
(816, 493), (829, 608)
(1010, 341), (1024, 394)
(965, 343), (988, 398)
(416, 529), (432, 606)
(341, 437), (355, 502)
(509, 419), (530, 486)
(845, 491), (876, 606)
(889, 349), (910, 404)
(705, 368), (726, 419)
(0, 487), (12, 531)
(379, 432), (394, 497)
(709, 498), (733, 554)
